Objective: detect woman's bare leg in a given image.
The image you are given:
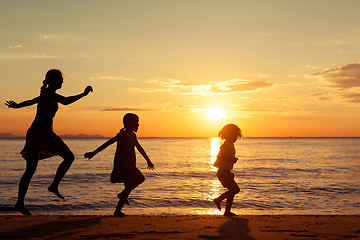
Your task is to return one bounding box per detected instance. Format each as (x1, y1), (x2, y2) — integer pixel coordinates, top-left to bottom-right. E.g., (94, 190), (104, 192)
(16, 160), (38, 215)
(48, 147), (74, 199)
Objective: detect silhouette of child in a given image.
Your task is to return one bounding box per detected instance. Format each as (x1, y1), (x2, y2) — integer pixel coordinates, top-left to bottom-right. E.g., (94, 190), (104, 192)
(5, 69), (93, 215)
(213, 124), (242, 216)
(84, 113), (154, 217)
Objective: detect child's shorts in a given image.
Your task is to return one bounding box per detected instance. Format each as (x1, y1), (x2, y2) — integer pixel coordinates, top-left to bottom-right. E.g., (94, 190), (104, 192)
(216, 169), (238, 190)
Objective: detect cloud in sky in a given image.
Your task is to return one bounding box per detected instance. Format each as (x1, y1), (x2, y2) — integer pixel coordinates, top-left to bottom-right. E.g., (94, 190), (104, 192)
(9, 44), (22, 49)
(43, 35), (55, 39)
(101, 107), (153, 112)
(313, 63), (360, 89)
(91, 75), (134, 81)
(306, 93), (332, 101)
(42, 34), (68, 40)
(0, 53), (60, 60)
(341, 93), (360, 103)
(209, 79), (273, 94)
(130, 78), (273, 96)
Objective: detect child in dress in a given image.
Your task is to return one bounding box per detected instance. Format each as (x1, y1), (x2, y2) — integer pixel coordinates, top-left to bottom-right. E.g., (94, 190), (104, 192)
(213, 124), (242, 216)
(84, 113), (154, 217)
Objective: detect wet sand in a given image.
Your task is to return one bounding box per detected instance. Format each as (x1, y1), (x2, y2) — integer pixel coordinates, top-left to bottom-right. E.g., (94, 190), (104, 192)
(0, 215), (359, 239)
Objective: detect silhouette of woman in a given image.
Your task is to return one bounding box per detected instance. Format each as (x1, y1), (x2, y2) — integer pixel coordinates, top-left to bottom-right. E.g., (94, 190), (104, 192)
(5, 69), (93, 215)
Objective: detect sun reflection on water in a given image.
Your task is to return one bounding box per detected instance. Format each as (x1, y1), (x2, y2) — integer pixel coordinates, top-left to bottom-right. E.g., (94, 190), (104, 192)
(195, 208), (221, 215)
(208, 180), (222, 200)
(209, 137), (221, 168)
(203, 137), (223, 215)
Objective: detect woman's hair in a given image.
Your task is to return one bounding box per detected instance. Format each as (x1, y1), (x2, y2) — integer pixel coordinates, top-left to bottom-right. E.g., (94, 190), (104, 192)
(41, 69), (63, 92)
(218, 124), (243, 140)
(123, 113), (139, 129)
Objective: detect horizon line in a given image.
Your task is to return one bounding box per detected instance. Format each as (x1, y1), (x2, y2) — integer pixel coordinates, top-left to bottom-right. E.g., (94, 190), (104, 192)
(0, 135), (360, 139)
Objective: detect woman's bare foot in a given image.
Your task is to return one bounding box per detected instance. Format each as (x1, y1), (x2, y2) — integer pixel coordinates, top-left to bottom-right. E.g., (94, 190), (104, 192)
(48, 185), (65, 199)
(15, 202), (32, 216)
(224, 212), (237, 217)
(114, 211), (127, 217)
(213, 198), (222, 211)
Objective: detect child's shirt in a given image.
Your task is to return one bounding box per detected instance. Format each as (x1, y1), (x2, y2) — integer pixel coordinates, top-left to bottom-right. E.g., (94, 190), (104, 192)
(114, 129), (137, 168)
(213, 141), (237, 170)
(110, 129), (137, 183)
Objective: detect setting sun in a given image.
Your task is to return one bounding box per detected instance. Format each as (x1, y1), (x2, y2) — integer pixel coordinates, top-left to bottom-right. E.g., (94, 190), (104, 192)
(1, 1), (360, 138)
(206, 107), (226, 122)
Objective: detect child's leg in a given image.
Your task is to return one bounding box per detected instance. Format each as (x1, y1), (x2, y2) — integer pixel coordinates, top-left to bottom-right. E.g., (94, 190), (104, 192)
(114, 172), (145, 216)
(48, 147), (74, 199)
(214, 170), (233, 211)
(224, 194), (236, 216)
(213, 191), (229, 211)
(16, 159), (38, 216)
(118, 172), (145, 202)
(214, 170), (240, 215)
(223, 183), (240, 216)
(114, 187), (136, 216)
(216, 191), (230, 202)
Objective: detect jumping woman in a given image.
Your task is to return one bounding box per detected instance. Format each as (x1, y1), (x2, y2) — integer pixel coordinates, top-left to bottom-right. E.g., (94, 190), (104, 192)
(5, 69), (93, 215)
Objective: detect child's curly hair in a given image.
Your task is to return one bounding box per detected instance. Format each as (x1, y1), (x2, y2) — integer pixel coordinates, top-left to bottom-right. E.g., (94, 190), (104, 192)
(218, 124), (243, 140)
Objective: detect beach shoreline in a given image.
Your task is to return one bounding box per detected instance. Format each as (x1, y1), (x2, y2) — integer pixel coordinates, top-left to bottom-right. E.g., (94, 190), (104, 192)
(1, 215), (359, 239)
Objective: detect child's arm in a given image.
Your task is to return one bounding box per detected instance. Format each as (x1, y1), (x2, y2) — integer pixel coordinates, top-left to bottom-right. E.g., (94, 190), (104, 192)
(135, 139), (155, 170)
(55, 86), (93, 105)
(84, 135), (117, 159)
(5, 97), (39, 109)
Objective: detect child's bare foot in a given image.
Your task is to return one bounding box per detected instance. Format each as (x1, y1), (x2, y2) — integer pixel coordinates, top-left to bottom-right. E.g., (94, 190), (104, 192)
(15, 202), (32, 216)
(114, 211), (127, 217)
(48, 185), (65, 199)
(117, 193), (130, 205)
(213, 198), (221, 211)
(224, 212), (237, 217)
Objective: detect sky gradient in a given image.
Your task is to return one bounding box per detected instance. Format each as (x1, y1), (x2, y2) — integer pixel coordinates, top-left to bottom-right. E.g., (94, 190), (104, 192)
(1, 1), (360, 137)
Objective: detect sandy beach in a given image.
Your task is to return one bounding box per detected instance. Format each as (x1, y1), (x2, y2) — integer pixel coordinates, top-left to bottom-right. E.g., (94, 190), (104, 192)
(0, 215), (359, 239)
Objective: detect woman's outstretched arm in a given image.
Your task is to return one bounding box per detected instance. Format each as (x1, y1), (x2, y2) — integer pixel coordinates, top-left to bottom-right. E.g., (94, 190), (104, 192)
(5, 97), (39, 109)
(84, 135), (117, 160)
(56, 86), (93, 105)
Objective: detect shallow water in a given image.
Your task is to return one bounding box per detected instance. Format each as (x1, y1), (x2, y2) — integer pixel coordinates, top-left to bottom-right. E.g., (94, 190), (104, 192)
(1, 137), (359, 215)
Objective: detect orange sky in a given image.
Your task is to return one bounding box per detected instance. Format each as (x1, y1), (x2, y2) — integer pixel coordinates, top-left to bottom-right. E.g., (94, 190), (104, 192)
(1, 1), (360, 137)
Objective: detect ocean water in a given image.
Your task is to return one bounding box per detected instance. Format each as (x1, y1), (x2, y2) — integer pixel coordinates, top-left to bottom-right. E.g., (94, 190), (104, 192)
(0, 137), (359, 216)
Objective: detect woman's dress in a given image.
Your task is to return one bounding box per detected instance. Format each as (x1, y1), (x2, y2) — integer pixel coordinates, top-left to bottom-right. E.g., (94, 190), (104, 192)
(20, 89), (68, 161)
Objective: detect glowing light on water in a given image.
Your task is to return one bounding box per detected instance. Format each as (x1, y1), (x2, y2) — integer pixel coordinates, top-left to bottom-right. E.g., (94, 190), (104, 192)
(208, 180), (222, 200)
(209, 137), (221, 168)
(196, 208), (221, 215)
(206, 137), (223, 208)
(2, 138), (358, 215)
